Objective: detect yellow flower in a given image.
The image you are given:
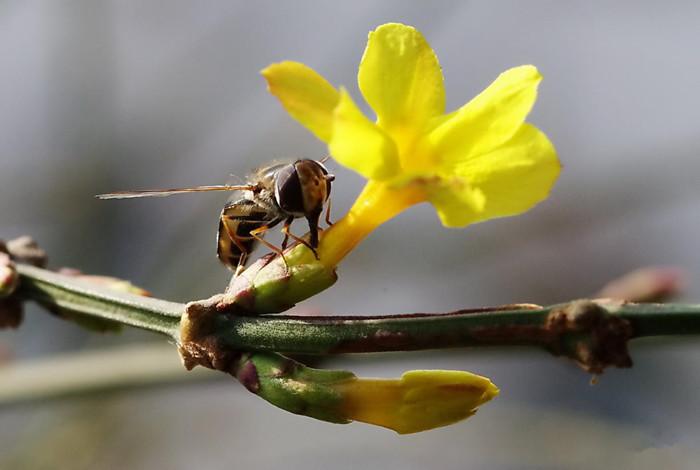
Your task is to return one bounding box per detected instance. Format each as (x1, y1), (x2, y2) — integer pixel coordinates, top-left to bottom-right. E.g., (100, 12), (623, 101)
(333, 370), (499, 434)
(262, 22), (560, 267)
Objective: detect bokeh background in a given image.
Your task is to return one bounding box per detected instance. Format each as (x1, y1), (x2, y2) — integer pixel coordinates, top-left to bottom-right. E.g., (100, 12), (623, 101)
(2, 1), (700, 469)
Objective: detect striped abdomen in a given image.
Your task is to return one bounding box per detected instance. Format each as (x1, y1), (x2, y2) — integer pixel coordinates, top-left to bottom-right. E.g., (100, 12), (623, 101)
(217, 198), (281, 272)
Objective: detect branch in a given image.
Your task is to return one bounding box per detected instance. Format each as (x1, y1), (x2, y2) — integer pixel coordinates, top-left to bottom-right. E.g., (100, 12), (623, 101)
(180, 297), (700, 374)
(5, 254), (700, 432)
(15, 264), (182, 337)
(12, 263), (700, 375)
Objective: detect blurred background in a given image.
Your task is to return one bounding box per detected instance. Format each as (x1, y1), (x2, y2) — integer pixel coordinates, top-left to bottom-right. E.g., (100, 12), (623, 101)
(1, 1), (700, 469)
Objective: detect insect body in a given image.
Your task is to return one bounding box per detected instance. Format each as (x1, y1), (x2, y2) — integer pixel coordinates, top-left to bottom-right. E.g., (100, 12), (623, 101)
(216, 160), (334, 273)
(97, 159), (334, 275)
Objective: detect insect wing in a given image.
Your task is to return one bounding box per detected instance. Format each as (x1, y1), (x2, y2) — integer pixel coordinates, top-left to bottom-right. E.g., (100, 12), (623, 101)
(96, 185), (257, 200)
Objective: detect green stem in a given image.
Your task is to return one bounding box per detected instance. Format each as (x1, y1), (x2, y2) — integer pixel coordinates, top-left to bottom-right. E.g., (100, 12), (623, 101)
(12, 263), (700, 426)
(608, 301), (700, 336)
(16, 264), (182, 338)
(194, 302), (700, 355)
(16, 265), (700, 357)
(13, 265), (357, 425)
(178, 299), (699, 375)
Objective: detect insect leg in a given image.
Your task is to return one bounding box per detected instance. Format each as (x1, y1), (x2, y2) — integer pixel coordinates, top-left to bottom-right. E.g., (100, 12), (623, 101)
(249, 221), (288, 268)
(227, 224), (253, 276)
(280, 215), (295, 250)
(324, 197), (333, 226)
(218, 218), (247, 271)
(281, 223), (319, 260)
(307, 209), (322, 250)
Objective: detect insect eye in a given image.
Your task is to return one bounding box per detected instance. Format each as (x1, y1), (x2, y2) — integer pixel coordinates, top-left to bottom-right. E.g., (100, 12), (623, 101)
(274, 164), (305, 215)
(309, 160), (333, 199)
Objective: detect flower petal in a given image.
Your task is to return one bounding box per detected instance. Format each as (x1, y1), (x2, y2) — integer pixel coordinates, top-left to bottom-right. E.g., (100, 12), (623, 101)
(262, 61), (340, 142)
(440, 124), (560, 226)
(428, 177), (487, 227)
(329, 89), (400, 180)
(358, 23), (445, 134)
(429, 65), (542, 166)
(336, 370), (499, 434)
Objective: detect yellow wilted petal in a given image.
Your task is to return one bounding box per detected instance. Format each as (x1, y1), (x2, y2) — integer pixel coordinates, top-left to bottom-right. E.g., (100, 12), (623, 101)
(358, 23), (445, 134)
(329, 89), (400, 180)
(452, 123), (560, 222)
(428, 177), (487, 227)
(337, 370), (498, 434)
(262, 61), (340, 142)
(430, 65), (542, 166)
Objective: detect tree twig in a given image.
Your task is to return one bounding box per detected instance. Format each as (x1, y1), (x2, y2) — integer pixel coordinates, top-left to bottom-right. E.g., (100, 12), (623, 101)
(13, 264), (700, 374)
(16, 264), (181, 337)
(8, 260), (700, 431)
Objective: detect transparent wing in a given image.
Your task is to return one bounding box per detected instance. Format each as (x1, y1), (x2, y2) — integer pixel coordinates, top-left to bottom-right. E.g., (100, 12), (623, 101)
(96, 185), (257, 200)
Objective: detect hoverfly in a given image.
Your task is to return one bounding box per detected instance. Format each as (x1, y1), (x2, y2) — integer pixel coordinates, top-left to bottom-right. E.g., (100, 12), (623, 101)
(97, 159), (335, 275)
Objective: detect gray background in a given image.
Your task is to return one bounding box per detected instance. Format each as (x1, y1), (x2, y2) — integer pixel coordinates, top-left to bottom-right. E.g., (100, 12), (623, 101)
(1, 1), (699, 469)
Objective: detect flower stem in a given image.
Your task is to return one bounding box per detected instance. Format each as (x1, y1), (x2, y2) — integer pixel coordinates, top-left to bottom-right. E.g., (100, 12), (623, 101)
(317, 180), (424, 267)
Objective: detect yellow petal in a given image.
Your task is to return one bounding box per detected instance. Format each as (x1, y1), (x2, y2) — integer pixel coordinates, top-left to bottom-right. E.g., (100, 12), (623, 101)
(430, 65), (542, 166)
(436, 124), (559, 226)
(329, 89), (400, 180)
(358, 23), (445, 134)
(428, 177), (487, 227)
(262, 61), (340, 142)
(337, 370), (498, 434)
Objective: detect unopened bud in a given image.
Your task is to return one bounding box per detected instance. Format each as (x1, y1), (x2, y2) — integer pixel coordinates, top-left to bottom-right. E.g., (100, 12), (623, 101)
(225, 246), (337, 314)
